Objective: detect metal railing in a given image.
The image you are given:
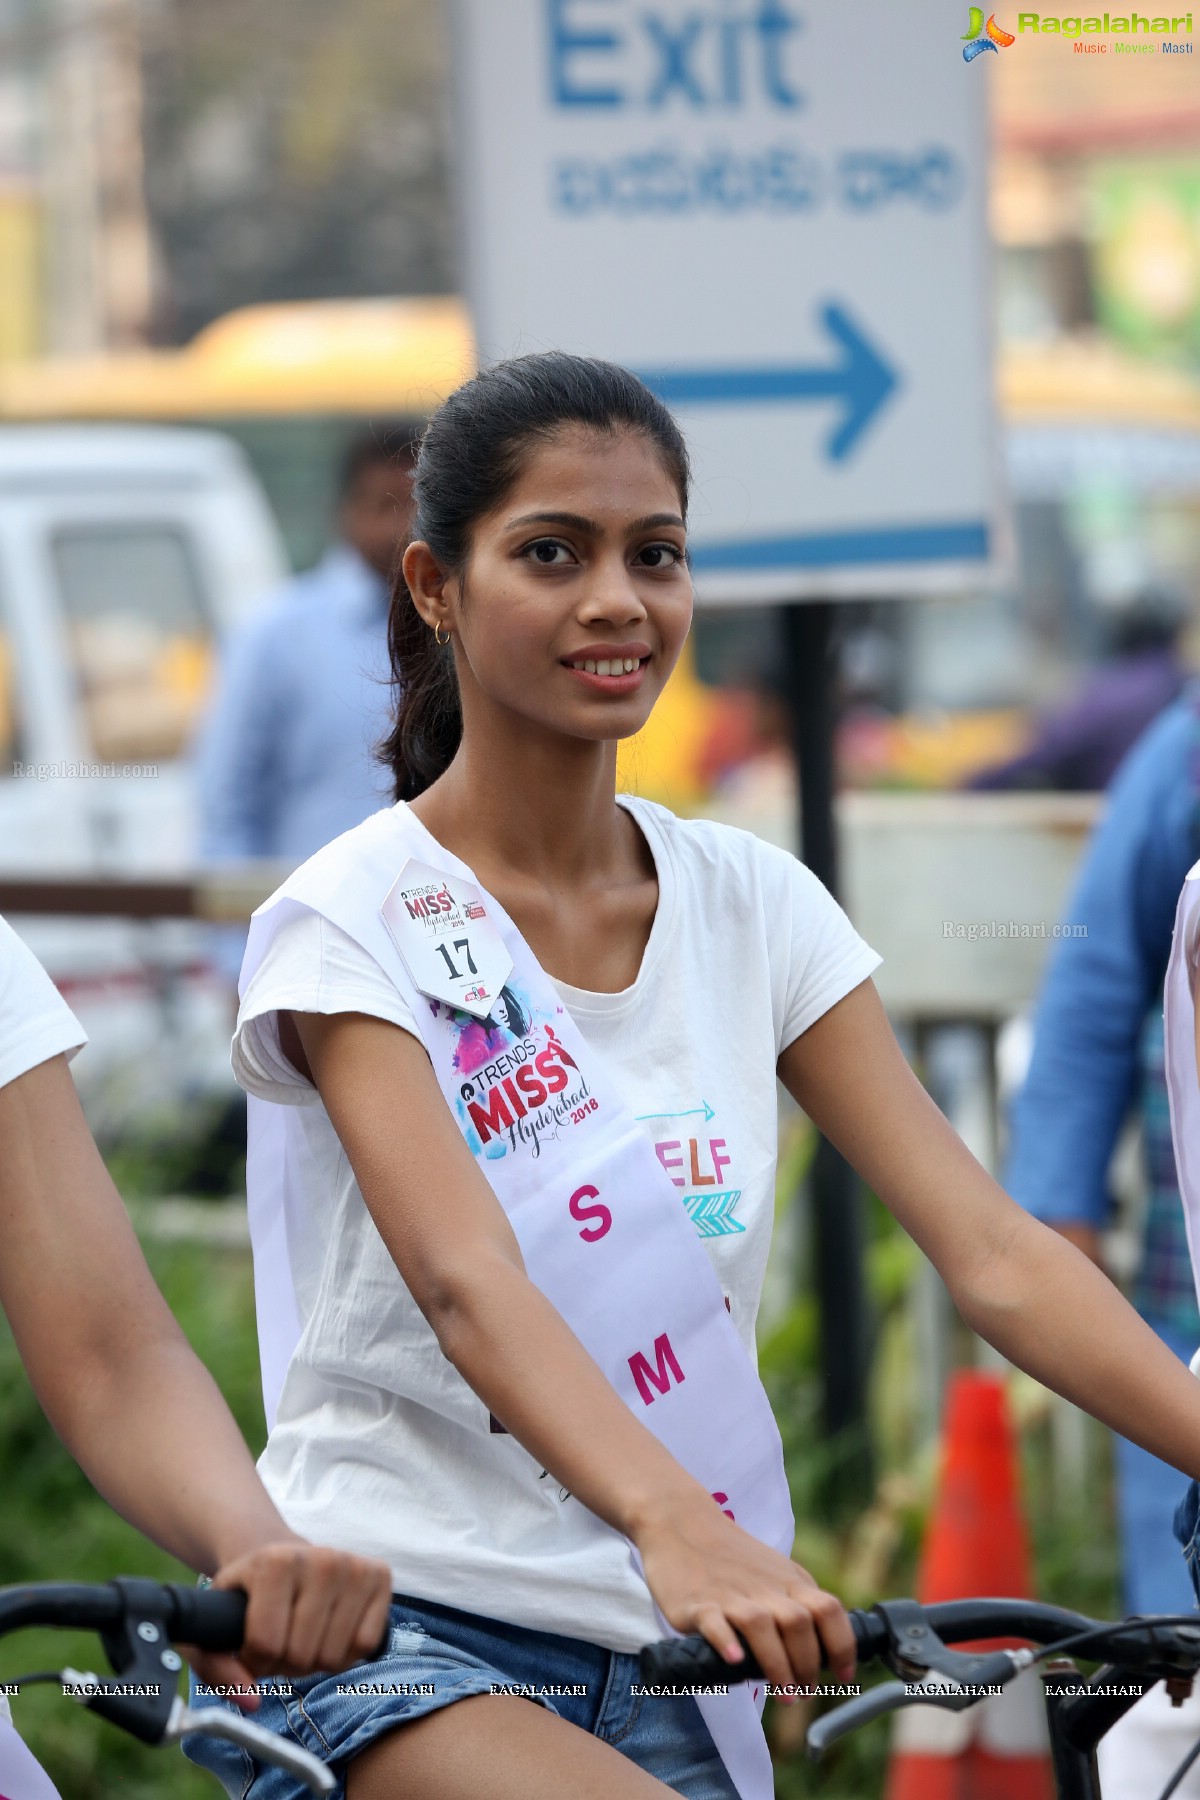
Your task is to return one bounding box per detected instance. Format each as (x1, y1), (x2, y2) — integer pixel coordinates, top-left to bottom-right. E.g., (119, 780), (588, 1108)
(0, 867), (291, 922)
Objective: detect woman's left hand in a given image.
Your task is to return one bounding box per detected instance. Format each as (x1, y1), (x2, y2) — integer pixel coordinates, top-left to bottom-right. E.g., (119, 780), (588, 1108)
(181, 1535), (393, 1711)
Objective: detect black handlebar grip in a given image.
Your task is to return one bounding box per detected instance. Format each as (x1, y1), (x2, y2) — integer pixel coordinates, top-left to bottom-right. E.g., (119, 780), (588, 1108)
(638, 1633), (766, 1689)
(639, 1611), (882, 1691)
(164, 1584), (393, 1662)
(165, 1584), (249, 1652)
(849, 1608), (888, 1662)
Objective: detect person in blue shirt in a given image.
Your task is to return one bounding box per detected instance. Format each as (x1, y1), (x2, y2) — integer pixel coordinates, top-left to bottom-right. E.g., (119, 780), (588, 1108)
(1005, 680), (1200, 1793)
(195, 425), (419, 987)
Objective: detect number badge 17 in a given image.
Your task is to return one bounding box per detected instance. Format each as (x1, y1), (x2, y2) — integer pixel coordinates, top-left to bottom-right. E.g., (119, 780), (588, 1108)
(381, 858), (514, 1021)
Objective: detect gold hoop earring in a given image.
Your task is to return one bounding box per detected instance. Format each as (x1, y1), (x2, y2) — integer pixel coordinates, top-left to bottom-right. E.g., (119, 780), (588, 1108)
(433, 622), (450, 647)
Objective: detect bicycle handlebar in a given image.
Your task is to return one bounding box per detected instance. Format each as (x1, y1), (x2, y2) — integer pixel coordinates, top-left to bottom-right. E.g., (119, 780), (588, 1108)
(641, 1596), (1200, 1778)
(0, 1578), (391, 1798)
(0, 1580), (249, 1651)
(639, 1598), (1103, 1690)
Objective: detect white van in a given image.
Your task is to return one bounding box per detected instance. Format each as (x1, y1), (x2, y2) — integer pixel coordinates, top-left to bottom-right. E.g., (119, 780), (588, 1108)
(0, 425), (288, 1130)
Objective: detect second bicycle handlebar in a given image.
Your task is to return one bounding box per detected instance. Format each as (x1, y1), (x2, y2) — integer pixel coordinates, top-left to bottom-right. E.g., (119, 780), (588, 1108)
(0, 1580), (249, 1651)
(639, 1598), (1154, 1690)
(0, 1577), (393, 1798)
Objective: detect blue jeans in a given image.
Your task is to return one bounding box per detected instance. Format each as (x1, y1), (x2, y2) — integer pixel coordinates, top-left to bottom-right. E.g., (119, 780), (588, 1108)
(1174, 1479), (1200, 1611)
(1117, 1318), (1198, 1614)
(182, 1592), (740, 1799)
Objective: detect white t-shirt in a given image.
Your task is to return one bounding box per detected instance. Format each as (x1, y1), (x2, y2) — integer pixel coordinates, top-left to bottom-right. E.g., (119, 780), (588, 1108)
(0, 916), (87, 1092)
(234, 795), (882, 1651)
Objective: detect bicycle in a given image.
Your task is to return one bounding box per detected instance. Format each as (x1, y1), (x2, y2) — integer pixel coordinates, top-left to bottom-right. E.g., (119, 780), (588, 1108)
(642, 1597), (1200, 1800)
(0, 1575), (388, 1796)
(17, 1577), (1200, 1798)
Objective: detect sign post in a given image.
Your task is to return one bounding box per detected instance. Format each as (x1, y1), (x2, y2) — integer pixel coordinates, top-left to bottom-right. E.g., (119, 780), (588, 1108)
(782, 598), (875, 1488)
(451, 0), (1003, 1482)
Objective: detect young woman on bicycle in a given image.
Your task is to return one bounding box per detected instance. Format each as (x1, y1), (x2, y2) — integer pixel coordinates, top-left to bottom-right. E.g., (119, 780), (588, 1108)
(0, 914), (393, 1793)
(188, 354), (1200, 1800)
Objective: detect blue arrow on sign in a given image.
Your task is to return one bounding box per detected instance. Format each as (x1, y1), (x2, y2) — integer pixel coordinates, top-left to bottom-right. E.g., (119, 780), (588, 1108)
(636, 302), (899, 463)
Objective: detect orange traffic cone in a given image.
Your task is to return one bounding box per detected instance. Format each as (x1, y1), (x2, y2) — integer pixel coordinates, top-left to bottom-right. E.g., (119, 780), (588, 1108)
(884, 1370), (1055, 1800)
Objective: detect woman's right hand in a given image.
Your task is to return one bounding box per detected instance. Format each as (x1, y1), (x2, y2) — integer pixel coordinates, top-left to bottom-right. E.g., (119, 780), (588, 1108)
(182, 1536), (394, 1710)
(633, 1490), (856, 1695)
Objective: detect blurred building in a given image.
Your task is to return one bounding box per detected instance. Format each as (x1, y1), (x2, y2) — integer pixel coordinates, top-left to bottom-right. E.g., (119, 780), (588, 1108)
(0, 0), (47, 361)
(0, 0), (154, 356)
(0, 0), (451, 359)
(976, 34), (1200, 698)
(140, 0), (452, 343)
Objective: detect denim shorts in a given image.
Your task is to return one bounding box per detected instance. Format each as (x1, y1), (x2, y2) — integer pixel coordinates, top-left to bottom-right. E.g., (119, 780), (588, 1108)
(1174, 1478), (1200, 1610)
(181, 1591), (740, 1799)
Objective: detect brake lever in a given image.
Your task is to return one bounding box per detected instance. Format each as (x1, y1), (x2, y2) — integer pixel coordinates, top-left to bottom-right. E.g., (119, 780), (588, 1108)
(807, 1682), (914, 1757)
(61, 1671), (336, 1796)
(163, 1698), (336, 1796)
(806, 1660), (1032, 1761)
(865, 1599), (1032, 1689)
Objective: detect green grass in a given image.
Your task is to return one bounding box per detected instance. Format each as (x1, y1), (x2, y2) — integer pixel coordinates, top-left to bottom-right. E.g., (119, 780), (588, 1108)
(0, 1140), (1120, 1798)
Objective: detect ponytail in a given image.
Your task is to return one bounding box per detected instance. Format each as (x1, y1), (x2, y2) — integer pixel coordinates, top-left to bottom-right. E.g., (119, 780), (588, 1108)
(378, 561), (462, 803)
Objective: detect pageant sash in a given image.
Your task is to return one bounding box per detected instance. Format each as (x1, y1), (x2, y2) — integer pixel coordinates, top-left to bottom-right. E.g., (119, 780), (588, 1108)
(0, 1714), (63, 1800)
(1165, 863), (1200, 1313)
(241, 802), (796, 1800)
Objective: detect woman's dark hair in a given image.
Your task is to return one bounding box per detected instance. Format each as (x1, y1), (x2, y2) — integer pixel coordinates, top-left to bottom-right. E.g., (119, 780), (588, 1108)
(375, 352), (691, 801)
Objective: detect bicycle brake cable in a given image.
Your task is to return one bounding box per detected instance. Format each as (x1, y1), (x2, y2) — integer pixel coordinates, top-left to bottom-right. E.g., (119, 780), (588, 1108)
(1027, 1615), (1200, 1668)
(1157, 1732), (1200, 1800)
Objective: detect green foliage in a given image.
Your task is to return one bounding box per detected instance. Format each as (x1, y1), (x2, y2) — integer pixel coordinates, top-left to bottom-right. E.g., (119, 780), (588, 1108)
(0, 1229), (265, 1798)
(756, 1155), (924, 1797)
(104, 1101), (248, 1202)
